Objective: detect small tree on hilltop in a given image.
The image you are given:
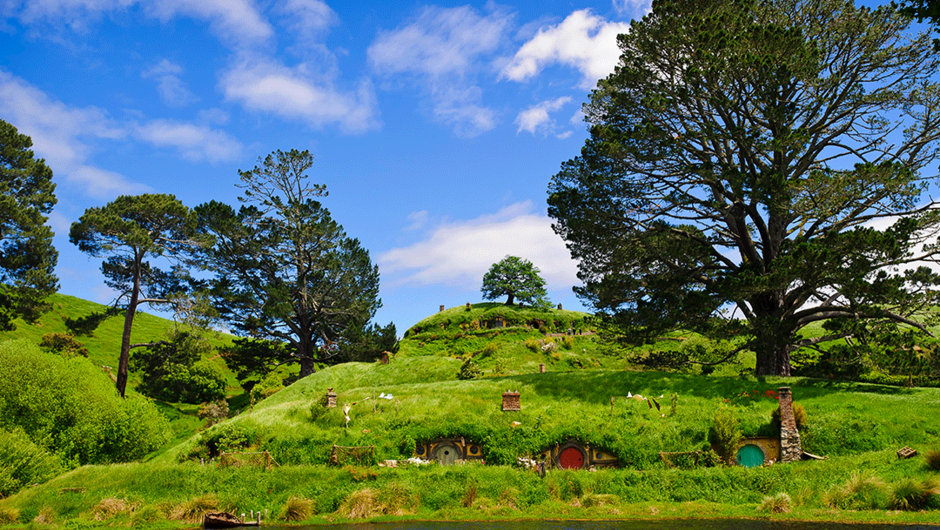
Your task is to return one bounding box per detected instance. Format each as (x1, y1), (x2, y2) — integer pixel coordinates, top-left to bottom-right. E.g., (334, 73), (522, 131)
(481, 256), (549, 307)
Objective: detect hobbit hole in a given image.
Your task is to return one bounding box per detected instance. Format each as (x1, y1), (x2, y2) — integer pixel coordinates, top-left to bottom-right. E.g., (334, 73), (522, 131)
(415, 438), (484, 465)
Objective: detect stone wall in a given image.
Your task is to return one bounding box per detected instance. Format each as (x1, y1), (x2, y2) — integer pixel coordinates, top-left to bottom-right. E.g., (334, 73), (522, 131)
(778, 386), (803, 462)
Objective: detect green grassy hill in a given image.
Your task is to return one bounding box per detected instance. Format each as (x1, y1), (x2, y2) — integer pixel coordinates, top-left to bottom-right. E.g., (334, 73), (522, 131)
(3, 301), (940, 526)
(0, 293), (242, 442)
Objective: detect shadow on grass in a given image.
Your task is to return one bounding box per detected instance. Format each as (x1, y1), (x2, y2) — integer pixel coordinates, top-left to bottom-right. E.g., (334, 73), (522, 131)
(64, 308), (120, 336)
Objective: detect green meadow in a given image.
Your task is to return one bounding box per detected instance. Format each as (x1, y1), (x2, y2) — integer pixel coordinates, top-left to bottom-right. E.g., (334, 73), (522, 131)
(1, 300), (940, 526)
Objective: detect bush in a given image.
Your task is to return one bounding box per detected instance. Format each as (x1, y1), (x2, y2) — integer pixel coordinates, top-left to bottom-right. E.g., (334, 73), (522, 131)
(0, 507), (20, 525)
(250, 372), (285, 405)
(0, 340), (169, 465)
(0, 428), (62, 497)
(133, 332), (227, 404)
(38, 332), (88, 357)
(708, 406), (741, 465)
(458, 358), (482, 380)
(197, 400), (230, 426)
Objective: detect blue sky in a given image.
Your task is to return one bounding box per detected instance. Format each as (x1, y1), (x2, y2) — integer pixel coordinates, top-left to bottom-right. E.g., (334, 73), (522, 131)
(0, 0), (652, 332)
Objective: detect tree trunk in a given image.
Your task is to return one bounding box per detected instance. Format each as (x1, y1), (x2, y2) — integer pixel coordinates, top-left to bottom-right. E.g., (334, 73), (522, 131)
(505, 293), (515, 305)
(117, 252), (143, 398)
(299, 356), (317, 377)
(751, 316), (793, 376)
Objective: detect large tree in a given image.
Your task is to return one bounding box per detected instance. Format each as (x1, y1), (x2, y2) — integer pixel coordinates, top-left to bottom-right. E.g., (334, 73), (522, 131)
(548, 0), (940, 376)
(0, 119), (58, 330)
(481, 256), (550, 307)
(197, 149), (382, 379)
(70, 194), (204, 397)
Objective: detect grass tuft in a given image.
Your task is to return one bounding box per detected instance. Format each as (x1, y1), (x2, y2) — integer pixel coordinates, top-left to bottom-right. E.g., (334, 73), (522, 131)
(925, 449), (940, 472)
(823, 472), (887, 510)
(340, 483), (419, 519)
(279, 496), (314, 522)
(889, 477), (939, 511)
(91, 497), (139, 520)
(32, 507), (55, 524)
(0, 507), (20, 525)
(170, 494), (219, 523)
(759, 492), (792, 513)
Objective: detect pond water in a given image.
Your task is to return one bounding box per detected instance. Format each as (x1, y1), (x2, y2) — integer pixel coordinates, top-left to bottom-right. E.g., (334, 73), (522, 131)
(266, 520), (940, 530)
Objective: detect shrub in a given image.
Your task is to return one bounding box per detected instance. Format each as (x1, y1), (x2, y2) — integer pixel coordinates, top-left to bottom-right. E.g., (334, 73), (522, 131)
(559, 336), (574, 350)
(38, 332), (88, 357)
(0, 340), (169, 465)
(132, 332), (227, 404)
(759, 492), (792, 513)
(708, 406), (741, 465)
(197, 400), (230, 426)
(280, 497), (314, 521)
(889, 478), (939, 511)
(523, 338), (541, 352)
(458, 358), (482, 380)
(482, 342), (499, 356)
(250, 371), (285, 405)
(0, 428), (63, 497)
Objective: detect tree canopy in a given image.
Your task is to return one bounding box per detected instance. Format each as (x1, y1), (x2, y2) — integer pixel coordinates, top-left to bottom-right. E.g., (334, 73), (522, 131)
(0, 119), (58, 330)
(481, 256), (549, 307)
(69, 194), (204, 397)
(548, 0), (940, 376)
(197, 149), (383, 380)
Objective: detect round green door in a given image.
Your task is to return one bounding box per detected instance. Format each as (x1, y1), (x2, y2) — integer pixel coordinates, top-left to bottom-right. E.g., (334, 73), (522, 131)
(737, 444), (764, 467)
(431, 443), (460, 465)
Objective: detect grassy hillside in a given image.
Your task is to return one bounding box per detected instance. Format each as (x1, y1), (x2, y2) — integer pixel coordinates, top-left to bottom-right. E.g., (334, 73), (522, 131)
(3, 301), (940, 526)
(0, 293), (242, 442)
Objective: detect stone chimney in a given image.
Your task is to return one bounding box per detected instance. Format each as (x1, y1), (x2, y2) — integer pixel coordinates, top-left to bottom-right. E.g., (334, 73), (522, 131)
(326, 388), (337, 408)
(778, 387), (802, 462)
(440, 304), (445, 312)
(502, 390), (521, 411)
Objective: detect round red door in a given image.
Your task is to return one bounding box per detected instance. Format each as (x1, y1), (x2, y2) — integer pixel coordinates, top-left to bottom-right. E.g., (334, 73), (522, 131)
(558, 446), (585, 469)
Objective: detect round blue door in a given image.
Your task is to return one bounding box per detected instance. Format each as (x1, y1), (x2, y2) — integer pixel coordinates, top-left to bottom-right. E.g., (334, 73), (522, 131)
(737, 444), (764, 467)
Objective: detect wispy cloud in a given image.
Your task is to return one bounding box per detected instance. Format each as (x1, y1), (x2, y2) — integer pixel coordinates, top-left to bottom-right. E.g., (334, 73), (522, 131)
(0, 70), (146, 198)
(379, 201), (579, 291)
(501, 10), (630, 90)
(515, 96), (573, 137)
(134, 119), (243, 162)
(612, 0), (652, 18)
(368, 5), (513, 137)
(221, 57), (379, 134)
(6, 0), (272, 48)
(141, 59), (198, 107)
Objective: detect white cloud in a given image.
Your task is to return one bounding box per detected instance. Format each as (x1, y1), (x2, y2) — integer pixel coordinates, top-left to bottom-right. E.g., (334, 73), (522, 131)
(141, 59), (198, 107)
(501, 10), (630, 89)
(0, 70), (147, 198)
(406, 210), (429, 231)
(7, 0), (272, 48)
(613, 0), (652, 18)
(134, 119), (243, 162)
(70, 165), (151, 198)
(368, 5), (512, 137)
(379, 201), (579, 291)
(278, 0), (337, 41)
(221, 58), (379, 134)
(515, 96), (572, 137)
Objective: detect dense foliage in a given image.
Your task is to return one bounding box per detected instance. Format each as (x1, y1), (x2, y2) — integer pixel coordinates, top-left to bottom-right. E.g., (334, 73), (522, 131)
(0, 340), (169, 466)
(481, 256), (549, 307)
(70, 194), (206, 396)
(197, 150), (382, 380)
(131, 331), (227, 404)
(0, 428), (62, 497)
(0, 119), (58, 331)
(548, 0), (940, 376)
